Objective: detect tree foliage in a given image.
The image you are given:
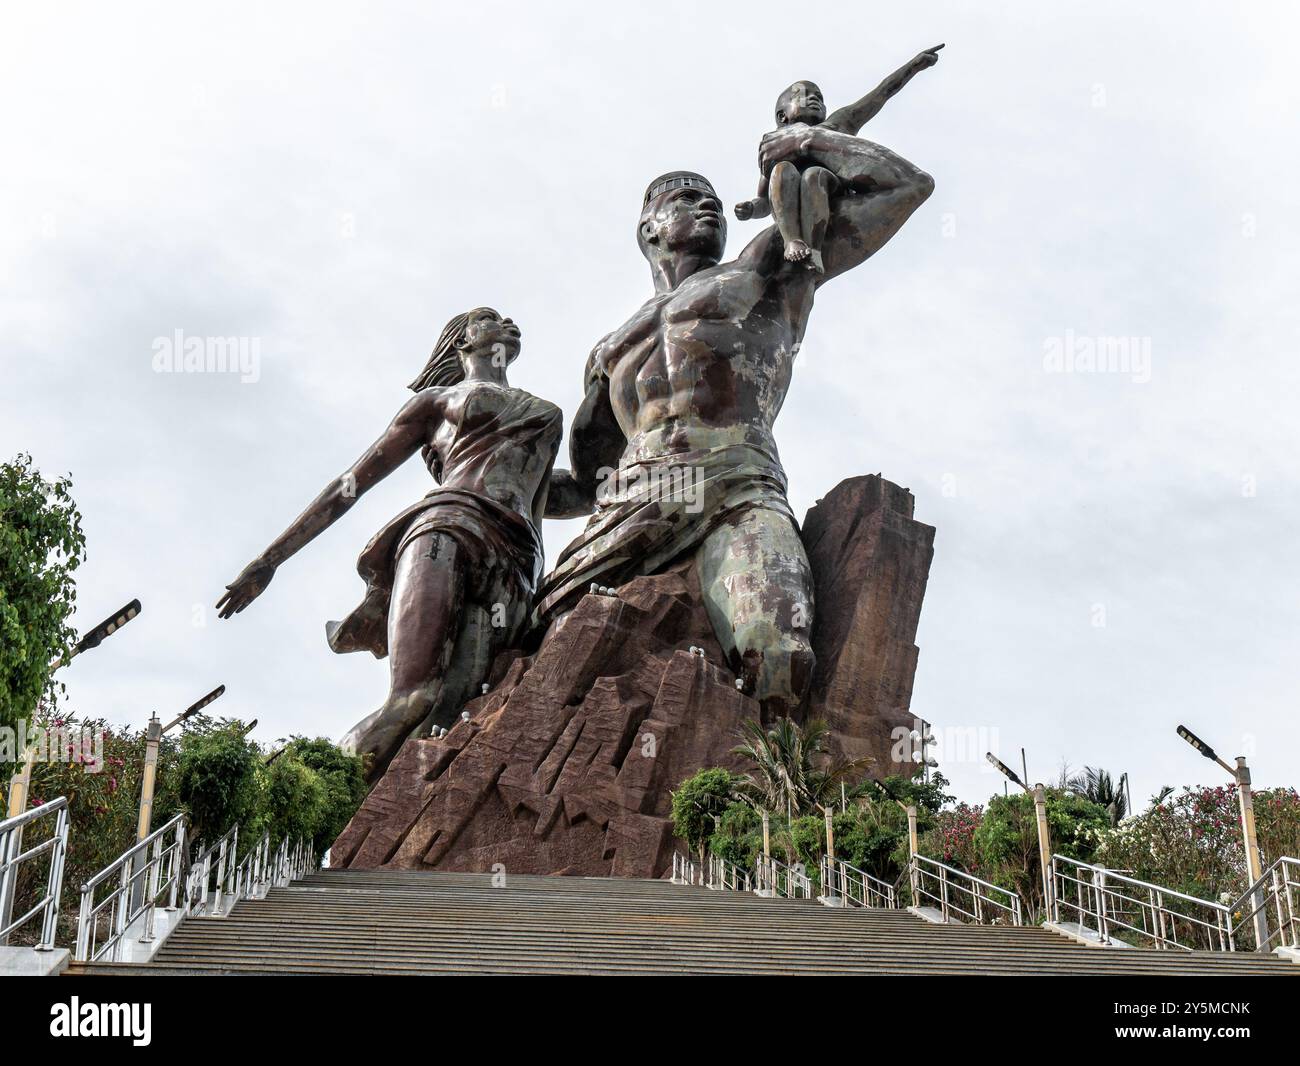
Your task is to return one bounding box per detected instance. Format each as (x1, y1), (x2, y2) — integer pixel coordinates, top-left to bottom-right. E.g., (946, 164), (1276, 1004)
(284, 736), (369, 852)
(0, 454), (86, 734)
(176, 721), (262, 845)
(731, 717), (866, 818)
(973, 788), (1109, 919)
(670, 767), (738, 860)
(1068, 766), (1128, 826)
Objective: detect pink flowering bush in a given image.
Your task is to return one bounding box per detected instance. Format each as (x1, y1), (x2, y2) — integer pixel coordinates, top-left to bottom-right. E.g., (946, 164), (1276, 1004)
(918, 802), (984, 872)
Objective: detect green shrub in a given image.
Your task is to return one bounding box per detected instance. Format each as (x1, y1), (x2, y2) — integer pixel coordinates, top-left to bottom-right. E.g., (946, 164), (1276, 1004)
(254, 753), (328, 847)
(671, 767), (737, 859)
(974, 788), (1109, 919)
(833, 800), (911, 884)
(176, 722), (260, 846)
(708, 801), (762, 868)
(0, 454), (86, 736)
(283, 736), (368, 852)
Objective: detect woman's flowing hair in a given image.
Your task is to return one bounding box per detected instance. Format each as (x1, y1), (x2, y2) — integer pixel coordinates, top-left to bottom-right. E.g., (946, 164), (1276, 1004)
(408, 311), (472, 392)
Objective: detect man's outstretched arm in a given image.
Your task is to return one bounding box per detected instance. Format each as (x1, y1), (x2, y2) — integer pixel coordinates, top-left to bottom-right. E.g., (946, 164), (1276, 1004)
(758, 123), (933, 285)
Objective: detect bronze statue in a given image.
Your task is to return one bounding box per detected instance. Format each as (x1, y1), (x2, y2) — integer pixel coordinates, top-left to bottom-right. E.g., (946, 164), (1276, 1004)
(540, 46), (940, 720)
(735, 45), (943, 271)
(217, 309), (563, 778)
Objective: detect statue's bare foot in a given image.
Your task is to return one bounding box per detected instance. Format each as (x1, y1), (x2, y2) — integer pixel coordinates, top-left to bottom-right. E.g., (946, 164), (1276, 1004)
(784, 239), (811, 263)
(808, 249), (825, 273)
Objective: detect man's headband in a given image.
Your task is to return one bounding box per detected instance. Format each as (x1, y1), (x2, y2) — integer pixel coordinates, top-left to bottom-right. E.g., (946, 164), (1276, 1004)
(643, 172), (716, 206)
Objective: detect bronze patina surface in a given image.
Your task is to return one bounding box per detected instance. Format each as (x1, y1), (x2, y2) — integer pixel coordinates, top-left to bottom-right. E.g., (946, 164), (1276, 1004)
(218, 309), (562, 778)
(539, 55), (938, 718)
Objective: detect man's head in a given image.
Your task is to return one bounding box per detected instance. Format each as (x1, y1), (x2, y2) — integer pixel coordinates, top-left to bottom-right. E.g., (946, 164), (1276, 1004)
(775, 81), (825, 126)
(637, 171), (726, 268)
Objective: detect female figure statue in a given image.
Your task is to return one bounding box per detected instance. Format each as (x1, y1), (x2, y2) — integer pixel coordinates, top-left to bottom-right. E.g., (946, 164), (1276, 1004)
(217, 308), (563, 779)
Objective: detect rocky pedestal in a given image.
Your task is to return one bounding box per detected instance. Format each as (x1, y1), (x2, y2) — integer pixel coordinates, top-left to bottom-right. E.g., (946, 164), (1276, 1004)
(329, 474), (935, 878)
(804, 476), (936, 773)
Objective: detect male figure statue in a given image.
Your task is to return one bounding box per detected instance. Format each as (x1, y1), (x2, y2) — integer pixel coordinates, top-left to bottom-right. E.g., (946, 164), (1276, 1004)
(538, 98), (937, 720)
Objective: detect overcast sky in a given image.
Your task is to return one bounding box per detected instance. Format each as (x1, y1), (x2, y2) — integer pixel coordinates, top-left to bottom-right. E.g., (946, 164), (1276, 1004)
(3, 1), (1297, 807)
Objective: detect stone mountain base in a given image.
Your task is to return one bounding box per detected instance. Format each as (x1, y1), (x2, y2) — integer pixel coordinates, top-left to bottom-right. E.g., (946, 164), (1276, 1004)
(329, 474), (935, 879)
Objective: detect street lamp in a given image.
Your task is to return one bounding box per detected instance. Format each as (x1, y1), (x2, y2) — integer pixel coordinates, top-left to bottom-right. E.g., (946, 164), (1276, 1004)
(52, 599), (142, 669)
(136, 685), (225, 842)
(911, 721), (938, 783)
(7, 598), (143, 820)
(1, 598), (141, 942)
(985, 753), (1026, 791)
(1175, 724), (1269, 950)
(987, 751), (1053, 916)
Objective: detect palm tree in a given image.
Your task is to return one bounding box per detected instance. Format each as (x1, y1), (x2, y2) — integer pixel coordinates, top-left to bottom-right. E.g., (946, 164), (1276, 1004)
(731, 717), (866, 819)
(1068, 766), (1129, 826)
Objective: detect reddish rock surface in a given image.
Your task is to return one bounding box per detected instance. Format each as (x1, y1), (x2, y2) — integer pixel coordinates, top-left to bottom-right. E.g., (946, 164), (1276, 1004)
(804, 476), (936, 775)
(330, 475), (935, 878)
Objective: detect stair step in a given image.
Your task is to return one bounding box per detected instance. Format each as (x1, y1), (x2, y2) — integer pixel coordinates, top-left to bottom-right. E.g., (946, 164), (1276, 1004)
(68, 870), (1299, 977)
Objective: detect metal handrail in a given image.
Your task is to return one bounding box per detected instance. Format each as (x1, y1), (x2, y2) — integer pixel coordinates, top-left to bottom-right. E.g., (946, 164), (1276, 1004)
(180, 827), (314, 921)
(671, 852), (695, 885)
(912, 853), (1023, 925)
(1051, 854), (1233, 951)
(229, 832), (272, 901)
(75, 813), (187, 962)
(1228, 855), (1300, 953)
(755, 853), (813, 899)
(706, 853), (751, 891)
(185, 824), (240, 917)
(0, 796), (69, 950)
(820, 855), (897, 909)
(672, 851), (740, 889)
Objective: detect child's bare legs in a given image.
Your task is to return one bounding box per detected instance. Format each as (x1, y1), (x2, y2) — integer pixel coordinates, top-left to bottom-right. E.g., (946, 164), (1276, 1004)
(800, 165), (837, 273)
(769, 161), (810, 263)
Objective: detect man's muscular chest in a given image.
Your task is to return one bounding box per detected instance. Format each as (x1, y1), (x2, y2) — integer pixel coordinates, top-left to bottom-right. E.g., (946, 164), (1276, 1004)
(598, 270), (766, 381)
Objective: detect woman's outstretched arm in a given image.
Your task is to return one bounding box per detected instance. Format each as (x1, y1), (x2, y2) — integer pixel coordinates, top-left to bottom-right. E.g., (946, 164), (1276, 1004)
(217, 390), (442, 617)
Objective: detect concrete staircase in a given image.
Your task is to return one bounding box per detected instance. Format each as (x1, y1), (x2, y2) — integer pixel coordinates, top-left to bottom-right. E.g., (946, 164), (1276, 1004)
(65, 869), (1299, 976)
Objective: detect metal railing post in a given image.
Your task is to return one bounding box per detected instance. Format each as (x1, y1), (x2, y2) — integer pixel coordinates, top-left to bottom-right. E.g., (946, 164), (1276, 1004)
(0, 817), (17, 947)
(37, 803), (69, 951)
(1283, 863), (1297, 948)
(906, 805), (919, 907)
(141, 834), (163, 943)
(1095, 867), (1109, 944)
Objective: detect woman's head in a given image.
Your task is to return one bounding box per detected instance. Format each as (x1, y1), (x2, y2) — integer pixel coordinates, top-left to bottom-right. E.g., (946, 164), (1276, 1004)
(409, 307), (521, 391)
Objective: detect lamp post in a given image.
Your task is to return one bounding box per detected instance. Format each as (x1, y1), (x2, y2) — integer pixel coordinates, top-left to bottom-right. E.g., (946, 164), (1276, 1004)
(1, 599), (141, 943)
(136, 685), (226, 843)
(987, 752), (1053, 919)
(127, 685), (225, 913)
(906, 803), (919, 906)
(1175, 724), (1269, 950)
(6, 599), (143, 820)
